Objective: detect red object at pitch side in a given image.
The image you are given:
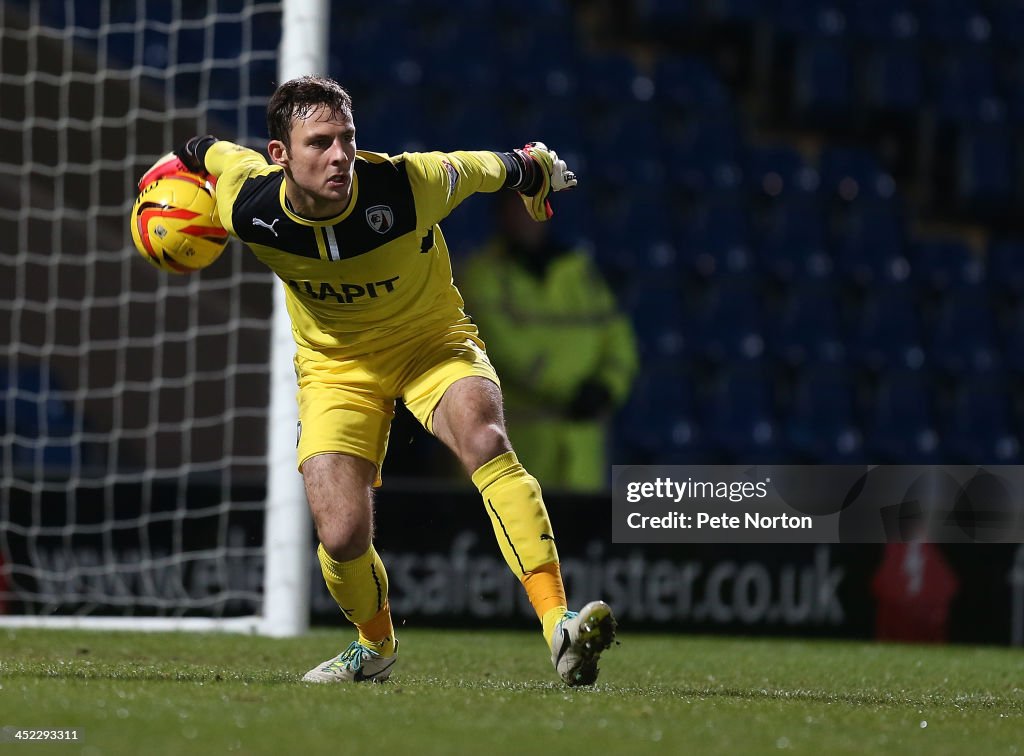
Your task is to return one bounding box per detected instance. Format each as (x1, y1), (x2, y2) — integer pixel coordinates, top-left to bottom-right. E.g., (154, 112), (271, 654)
(872, 542), (959, 642)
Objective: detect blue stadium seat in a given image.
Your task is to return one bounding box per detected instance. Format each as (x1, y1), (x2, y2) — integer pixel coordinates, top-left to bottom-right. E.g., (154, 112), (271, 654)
(785, 364), (863, 461)
(584, 103), (665, 188)
(640, 240), (691, 275)
(591, 190), (674, 275)
(928, 283), (1001, 374)
(942, 375), (1021, 462)
(412, 87), (505, 148)
(818, 146), (897, 204)
(987, 2), (1024, 53)
(928, 50), (1003, 125)
(441, 196), (497, 260)
(911, 238), (985, 294)
(792, 41), (854, 124)
(653, 56), (733, 114)
(744, 144), (820, 198)
(683, 200), (754, 279)
(496, 23), (577, 72)
(864, 370), (940, 462)
(662, 118), (745, 197)
(916, 0), (991, 46)
(758, 236), (834, 283)
(846, 0), (919, 42)
(848, 283), (926, 371)
(703, 0), (763, 22)
(700, 363), (781, 459)
(955, 126), (1016, 211)
(998, 299), (1024, 373)
(331, 16), (414, 89)
(999, 53), (1024, 126)
(636, 0), (699, 33)
(417, 19), (499, 92)
(626, 281), (689, 362)
(577, 53), (642, 108)
(759, 194), (828, 244)
(775, 0), (848, 37)
(618, 367), (703, 463)
(350, 90), (429, 153)
(756, 196), (830, 282)
(833, 204), (908, 285)
(587, 103), (663, 153)
(768, 283), (846, 365)
(987, 238), (1024, 298)
(458, 15), (574, 90)
(689, 277), (766, 363)
(491, 0), (571, 21)
(861, 44), (924, 114)
(496, 94), (580, 156)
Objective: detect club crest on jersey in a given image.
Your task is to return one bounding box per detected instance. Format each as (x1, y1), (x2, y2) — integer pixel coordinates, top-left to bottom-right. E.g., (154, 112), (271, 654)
(366, 205), (394, 234)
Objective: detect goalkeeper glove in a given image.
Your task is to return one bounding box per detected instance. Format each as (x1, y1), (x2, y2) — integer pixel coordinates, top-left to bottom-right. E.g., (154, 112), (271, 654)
(510, 142), (577, 221)
(174, 135), (217, 176)
(137, 136), (218, 190)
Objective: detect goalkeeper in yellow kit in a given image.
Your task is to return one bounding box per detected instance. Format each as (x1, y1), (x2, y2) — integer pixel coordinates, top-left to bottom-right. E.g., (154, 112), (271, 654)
(167, 75), (615, 685)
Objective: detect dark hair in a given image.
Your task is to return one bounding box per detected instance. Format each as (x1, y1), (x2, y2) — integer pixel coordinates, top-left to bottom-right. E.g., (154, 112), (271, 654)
(266, 75), (353, 148)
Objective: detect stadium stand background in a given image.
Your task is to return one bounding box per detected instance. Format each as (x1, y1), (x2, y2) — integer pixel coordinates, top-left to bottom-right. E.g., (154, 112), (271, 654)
(8, 0), (1024, 482)
(339, 0), (1024, 479)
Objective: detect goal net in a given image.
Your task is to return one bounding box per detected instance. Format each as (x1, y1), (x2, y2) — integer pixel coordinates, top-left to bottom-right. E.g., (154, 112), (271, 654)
(0, 0), (310, 633)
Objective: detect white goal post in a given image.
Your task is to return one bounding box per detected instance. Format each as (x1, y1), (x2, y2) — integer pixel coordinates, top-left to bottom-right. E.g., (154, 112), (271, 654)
(261, 0), (327, 638)
(0, 0), (324, 636)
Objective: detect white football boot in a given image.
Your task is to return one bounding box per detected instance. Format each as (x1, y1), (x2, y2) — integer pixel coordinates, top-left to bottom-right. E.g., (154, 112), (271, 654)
(302, 639), (398, 683)
(550, 601), (616, 686)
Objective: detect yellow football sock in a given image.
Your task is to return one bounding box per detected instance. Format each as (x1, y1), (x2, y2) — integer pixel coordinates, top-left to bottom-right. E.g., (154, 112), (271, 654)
(473, 452), (568, 643)
(472, 451), (559, 577)
(317, 543), (396, 656)
(542, 605), (571, 649)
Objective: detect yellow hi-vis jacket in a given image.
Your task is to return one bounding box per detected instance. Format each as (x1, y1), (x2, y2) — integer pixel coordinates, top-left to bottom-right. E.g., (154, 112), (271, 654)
(462, 240), (639, 491)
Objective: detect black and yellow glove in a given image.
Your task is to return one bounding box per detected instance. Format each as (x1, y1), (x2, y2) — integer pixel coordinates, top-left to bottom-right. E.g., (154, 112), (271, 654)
(507, 142), (578, 221)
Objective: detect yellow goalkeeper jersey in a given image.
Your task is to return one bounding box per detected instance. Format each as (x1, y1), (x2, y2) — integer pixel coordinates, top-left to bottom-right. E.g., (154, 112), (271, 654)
(204, 140), (507, 357)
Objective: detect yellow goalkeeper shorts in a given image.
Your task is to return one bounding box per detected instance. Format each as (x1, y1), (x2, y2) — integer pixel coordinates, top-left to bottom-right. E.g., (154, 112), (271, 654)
(294, 315), (499, 484)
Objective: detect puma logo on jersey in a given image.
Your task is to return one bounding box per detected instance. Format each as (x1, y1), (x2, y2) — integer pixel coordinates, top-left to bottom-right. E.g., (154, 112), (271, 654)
(253, 217), (280, 236)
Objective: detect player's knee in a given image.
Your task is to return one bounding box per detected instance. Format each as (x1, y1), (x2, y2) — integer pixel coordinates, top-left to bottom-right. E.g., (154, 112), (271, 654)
(462, 421), (511, 471)
(317, 521), (372, 562)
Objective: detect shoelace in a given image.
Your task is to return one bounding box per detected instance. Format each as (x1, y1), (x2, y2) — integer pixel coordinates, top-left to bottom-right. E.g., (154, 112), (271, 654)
(553, 610), (580, 646)
(326, 641), (377, 671)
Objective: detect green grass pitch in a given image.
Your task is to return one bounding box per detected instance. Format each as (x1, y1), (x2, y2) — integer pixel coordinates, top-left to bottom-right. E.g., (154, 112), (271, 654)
(2, 627), (1023, 755)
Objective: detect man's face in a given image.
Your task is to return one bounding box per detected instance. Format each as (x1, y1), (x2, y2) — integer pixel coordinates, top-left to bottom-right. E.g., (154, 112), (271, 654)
(271, 105), (356, 217)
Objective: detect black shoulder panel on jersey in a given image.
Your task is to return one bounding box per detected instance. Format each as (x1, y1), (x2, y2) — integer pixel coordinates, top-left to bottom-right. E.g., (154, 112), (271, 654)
(231, 172), (321, 259)
(328, 158), (417, 260)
